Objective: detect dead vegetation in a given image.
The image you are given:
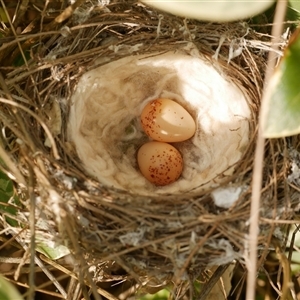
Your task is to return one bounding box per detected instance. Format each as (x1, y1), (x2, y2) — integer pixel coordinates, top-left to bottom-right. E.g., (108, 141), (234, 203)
(0, 1), (300, 299)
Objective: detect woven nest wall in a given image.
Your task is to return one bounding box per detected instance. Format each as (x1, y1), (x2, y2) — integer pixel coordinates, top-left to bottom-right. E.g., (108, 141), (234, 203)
(1, 0), (300, 298)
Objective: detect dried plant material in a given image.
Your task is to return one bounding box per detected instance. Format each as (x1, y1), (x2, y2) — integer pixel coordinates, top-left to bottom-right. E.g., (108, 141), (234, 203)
(287, 148), (300, 186)
(205, 264), (235, 300)
(44, 99), (62, 148)
(0, 1), (298, 299)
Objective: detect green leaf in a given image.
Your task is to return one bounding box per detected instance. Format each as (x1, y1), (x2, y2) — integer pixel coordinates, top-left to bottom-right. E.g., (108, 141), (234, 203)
(139, 289), (169, 300)
(0, 170), (14, 194)
(141, 0), (275, 22)
(290, 0), (300, 13)
(0, 169), (20, 227)
(250, 2), (299, 34)
(13, 50), (31, 67)
(36, 243), (70, 260)
(0, 275), (24, 300)
(262, 28), (300, 138)
(0, 8), (9, 23)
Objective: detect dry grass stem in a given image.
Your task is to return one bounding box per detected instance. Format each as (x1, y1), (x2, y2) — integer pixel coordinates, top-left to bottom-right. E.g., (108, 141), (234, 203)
(0, 1), (298, 299)
(246, 1), (288, 299)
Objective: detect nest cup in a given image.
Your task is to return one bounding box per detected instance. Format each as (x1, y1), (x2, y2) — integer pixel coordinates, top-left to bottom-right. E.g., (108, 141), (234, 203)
(0, 0), (299, 297)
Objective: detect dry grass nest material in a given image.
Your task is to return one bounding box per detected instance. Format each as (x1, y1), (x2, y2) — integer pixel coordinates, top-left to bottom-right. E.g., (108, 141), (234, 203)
(1, 0), (300, 297)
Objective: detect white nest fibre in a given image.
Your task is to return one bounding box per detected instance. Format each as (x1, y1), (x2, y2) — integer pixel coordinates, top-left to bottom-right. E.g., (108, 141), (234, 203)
(68, 48), (251, 196)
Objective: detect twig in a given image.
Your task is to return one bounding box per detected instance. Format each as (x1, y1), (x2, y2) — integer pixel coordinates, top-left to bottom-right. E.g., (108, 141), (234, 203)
(0, 0), (29, 67)
(27, 162), (36, 300)
(175, 224), (218, 282)
(42, 0), (86, 32)
(0, 143), (26, 186)
(5, 226), (68, 299)
(274, 239), (293, 300)
(5, 277), (66, 299)
(61, 208), (114, 300)
(0, 97), (60, 160)
(14, 0), (29, 29)
(246, 1), (288, 299)
(196, 264), (230, 300)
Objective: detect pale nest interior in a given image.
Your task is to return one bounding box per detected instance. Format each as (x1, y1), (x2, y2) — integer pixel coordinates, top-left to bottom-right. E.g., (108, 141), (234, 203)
(69, 47), (251, 196)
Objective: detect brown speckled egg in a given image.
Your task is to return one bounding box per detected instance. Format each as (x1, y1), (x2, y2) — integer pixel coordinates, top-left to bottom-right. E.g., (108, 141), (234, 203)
(140, 98), (196, 142)
(137, 141), (183, 186)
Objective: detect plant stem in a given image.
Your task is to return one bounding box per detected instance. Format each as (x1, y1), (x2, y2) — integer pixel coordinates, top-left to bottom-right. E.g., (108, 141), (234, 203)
(246, 1), (288, 299)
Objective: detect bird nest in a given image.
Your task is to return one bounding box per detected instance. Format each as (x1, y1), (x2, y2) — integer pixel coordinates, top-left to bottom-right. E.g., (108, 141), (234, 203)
(0, 0), (300, 299)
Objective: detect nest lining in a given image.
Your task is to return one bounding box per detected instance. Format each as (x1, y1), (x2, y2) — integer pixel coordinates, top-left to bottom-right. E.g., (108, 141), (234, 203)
(0, 0), (299, 297)
(69, 49), (251, 196)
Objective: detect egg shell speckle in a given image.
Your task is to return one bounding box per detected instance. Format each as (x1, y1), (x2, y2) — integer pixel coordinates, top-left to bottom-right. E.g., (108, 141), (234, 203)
(140, 98), (196, 142)
(137, 141), (183, 186)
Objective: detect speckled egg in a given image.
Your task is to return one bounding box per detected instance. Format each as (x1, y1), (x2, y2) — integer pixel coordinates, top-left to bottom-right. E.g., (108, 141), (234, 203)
(140, 98), (196, 142)
(137, 141), (183, 186)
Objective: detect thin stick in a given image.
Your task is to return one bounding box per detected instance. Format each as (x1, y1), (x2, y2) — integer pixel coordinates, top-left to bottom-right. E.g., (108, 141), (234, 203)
(196, 264), (230, 300)
(246, 1), (288, 299)
(27, 163), (36, 300)
(175, 224), (218, 282)
(0, 0), (28, 67)
(0, 97), (60, 160)
(5, 227), (68, 298)
(0, 143), (26, 186)
(274, 240), (293, 300)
